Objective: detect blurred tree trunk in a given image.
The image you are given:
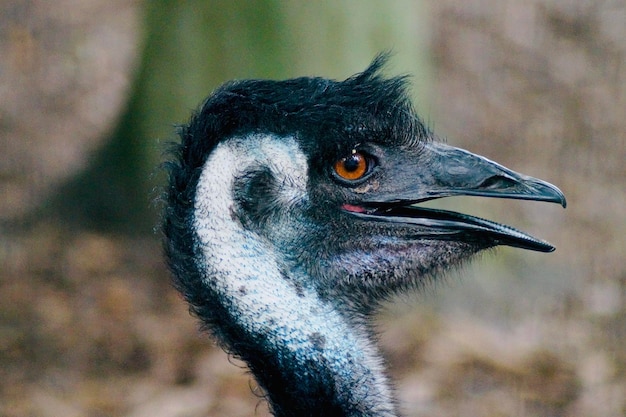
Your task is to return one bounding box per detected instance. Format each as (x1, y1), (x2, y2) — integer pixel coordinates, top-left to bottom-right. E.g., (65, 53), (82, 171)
(51, 0), (429, 234)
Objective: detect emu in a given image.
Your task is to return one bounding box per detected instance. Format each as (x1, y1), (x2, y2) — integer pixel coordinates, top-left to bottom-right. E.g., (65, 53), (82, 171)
(163, 55), (566, 417)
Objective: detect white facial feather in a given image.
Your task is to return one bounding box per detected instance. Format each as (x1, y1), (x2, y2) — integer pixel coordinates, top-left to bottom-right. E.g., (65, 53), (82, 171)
(193, 134), (395, 414)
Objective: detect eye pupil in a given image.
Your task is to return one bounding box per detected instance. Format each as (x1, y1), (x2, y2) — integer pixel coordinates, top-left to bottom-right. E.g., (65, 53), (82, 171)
(343, 155), (361, 172)
(334, 152), (369, 181)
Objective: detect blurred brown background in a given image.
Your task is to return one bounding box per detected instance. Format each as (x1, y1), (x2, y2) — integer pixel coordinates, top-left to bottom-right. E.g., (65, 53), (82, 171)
(1, 1), (624, 416)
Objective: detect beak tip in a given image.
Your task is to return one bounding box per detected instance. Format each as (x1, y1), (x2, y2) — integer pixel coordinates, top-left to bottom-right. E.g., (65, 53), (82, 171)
(541, 181), (566, 209)
(550, 185), (567, 208)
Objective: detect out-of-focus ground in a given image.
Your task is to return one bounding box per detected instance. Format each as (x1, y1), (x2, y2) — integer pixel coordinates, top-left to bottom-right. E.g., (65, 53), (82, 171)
(1, 1), (624, 417)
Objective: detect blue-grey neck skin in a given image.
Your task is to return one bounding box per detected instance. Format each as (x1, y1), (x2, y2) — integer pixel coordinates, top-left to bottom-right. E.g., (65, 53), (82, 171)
(193, 135), (397, 417)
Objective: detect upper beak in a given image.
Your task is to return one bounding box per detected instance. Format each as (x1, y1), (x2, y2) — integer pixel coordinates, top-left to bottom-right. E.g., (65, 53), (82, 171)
(345, 142), (566, 252)
(420, 142), (566, 206)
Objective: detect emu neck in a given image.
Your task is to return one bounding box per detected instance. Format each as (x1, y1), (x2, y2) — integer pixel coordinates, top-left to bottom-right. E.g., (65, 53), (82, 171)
(193, 136), (397, 416)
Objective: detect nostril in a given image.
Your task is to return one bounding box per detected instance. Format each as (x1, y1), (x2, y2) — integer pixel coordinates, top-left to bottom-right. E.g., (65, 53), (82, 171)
(479, 175), (517, 190)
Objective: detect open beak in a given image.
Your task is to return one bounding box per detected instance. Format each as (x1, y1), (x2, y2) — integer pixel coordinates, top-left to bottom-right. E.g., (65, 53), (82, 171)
(343, 142), (566, 252)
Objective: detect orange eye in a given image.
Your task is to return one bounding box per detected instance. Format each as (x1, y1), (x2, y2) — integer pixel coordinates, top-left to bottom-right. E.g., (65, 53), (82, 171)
(334, 152), (368, 181)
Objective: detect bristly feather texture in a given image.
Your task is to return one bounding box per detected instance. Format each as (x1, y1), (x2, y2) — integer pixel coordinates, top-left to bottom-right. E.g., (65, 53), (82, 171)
(164, 53), (428, 326)
(174, 53), (427, 173)
(163, 53), (565, 417)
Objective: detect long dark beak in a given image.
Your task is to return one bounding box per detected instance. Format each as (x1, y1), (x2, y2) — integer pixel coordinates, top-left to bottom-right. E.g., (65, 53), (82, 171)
(345, 142), (566, 252)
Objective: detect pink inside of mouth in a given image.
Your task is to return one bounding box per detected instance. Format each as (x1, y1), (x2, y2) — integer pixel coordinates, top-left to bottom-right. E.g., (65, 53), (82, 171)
(341, 204), (367, 213)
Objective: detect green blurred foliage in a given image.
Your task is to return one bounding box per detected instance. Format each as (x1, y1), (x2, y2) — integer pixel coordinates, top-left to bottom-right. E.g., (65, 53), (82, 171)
(52, 0), (430, 234)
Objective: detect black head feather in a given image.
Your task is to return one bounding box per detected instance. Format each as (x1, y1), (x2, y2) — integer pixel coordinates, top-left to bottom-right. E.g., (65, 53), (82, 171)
(164, 54), (433, 315)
